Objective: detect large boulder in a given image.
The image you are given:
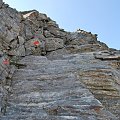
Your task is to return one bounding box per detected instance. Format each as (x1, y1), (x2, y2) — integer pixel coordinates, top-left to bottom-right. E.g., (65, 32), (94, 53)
(45, 38), (64, 51)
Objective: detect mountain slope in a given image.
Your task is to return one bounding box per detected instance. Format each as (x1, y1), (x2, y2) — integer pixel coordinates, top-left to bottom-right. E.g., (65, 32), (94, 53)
(0, 0), (120, 119)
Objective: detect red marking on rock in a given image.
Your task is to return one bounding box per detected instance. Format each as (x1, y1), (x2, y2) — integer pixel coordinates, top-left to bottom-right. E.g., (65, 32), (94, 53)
(3, 59), (10, 65)
(33, 40), (40, 46)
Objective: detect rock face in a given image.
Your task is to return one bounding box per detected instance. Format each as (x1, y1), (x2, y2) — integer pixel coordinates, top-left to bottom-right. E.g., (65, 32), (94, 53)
(0, 1), (120, 120)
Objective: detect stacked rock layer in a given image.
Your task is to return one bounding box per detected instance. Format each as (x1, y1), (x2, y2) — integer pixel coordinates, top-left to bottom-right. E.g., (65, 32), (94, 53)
(0, 0), (120, 119)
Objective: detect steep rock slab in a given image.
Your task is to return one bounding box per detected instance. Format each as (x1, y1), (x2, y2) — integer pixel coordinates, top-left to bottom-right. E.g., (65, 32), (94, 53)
(78, 52), (120, 119)
(0, 55), (117, 120)
(0, 0), (120, 119)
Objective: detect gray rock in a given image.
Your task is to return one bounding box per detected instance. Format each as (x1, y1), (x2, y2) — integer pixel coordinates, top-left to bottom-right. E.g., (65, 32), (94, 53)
(10, 40), (17, 49)
(16, 45), (25, 56)
(47, 20), (59, 28)
(0, 0), (3, 8)
(18, 36), (25, 45)
(1, 55), (117, 120)
(94, 54), (120, 60)
(38, 13), (48, 21)
(43, 30), (55, 38)
(0, 23), (7, 39)
(46, 38), (64, 51)
(5, 30), (16, 43)
(8, 45), (25, 56)
(24, 20), (33, 39)
(0, 1), (120, 119)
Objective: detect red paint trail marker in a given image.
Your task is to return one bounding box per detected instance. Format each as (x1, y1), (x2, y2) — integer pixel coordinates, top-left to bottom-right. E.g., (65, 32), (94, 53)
(3, 59), (10, 65)
(33, 40), (40, 46)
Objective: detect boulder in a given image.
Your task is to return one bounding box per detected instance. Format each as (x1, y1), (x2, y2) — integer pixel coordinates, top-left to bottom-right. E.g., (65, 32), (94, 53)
(45, 38), (64, 51)
(8, 45), (25, 56)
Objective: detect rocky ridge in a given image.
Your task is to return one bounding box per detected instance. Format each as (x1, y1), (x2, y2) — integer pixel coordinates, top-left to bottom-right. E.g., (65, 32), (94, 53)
(0, 0), (120, 119)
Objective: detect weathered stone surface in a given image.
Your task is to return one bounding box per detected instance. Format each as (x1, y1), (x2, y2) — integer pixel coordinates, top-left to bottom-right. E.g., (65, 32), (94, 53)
(46, 38), (64, 51)
(18, 36), (25, 45)
(95, 54), (120, 60)
(0, 55), (116, 120)
(47, 20), (59, 28)
(25, 37), (46, 55)
(0, 1), (120, 119)
(9, 40), (17, 49)
(5, 30), (17, 43)
(8, 45), (25, 56)
(24, 20), (33, 39)
(16, 45), (25, 56)
(0, 0), (3, 8)
(43, 30), (55, 38)
(47, 26), (67, 38)
(46, 48), (68, 60)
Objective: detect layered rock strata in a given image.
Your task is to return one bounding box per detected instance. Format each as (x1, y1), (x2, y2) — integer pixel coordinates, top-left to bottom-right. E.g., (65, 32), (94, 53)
(0, 0), (120, 119)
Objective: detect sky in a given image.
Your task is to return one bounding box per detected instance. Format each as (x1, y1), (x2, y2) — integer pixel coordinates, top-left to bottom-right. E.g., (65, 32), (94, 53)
(3, 0), (120, 50)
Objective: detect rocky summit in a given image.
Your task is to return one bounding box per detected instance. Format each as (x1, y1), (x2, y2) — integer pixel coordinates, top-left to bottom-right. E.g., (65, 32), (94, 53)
(0, 0), (120, 119)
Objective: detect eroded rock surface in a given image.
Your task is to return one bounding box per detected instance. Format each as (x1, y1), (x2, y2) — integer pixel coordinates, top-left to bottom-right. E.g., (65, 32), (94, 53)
(0, 1), (120, 119)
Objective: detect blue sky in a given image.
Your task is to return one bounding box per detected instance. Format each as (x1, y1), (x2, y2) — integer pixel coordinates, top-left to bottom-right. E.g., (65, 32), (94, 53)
(3, 0), (120, 50)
